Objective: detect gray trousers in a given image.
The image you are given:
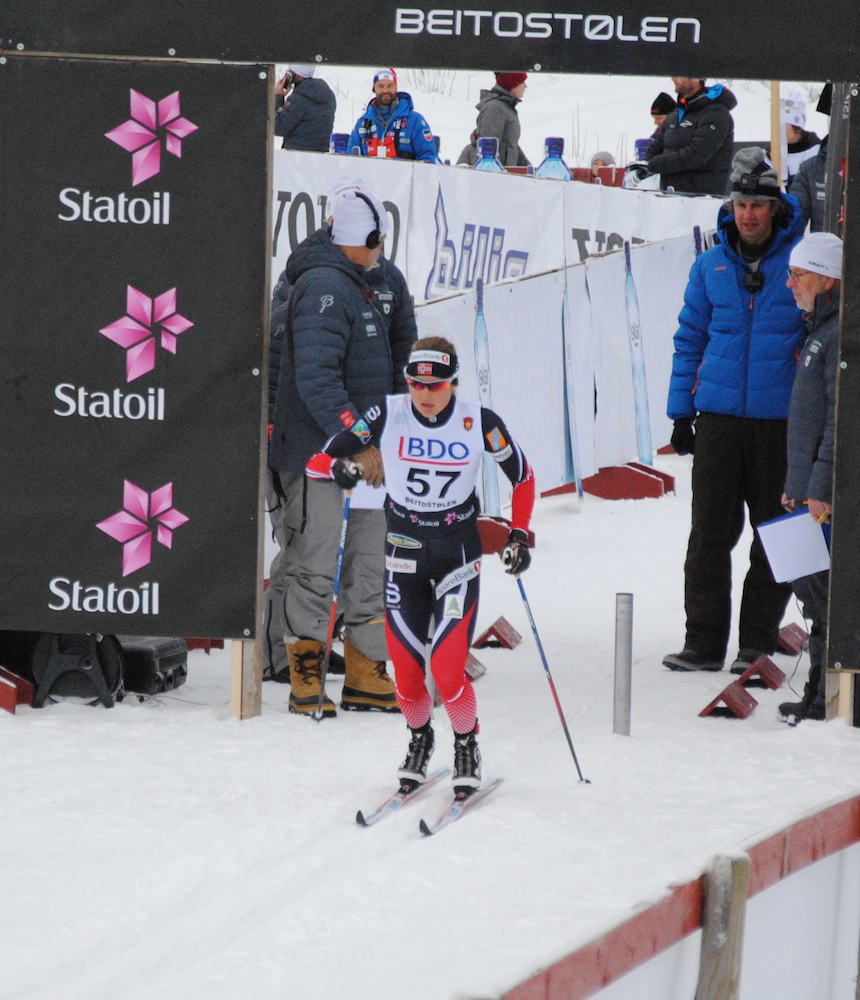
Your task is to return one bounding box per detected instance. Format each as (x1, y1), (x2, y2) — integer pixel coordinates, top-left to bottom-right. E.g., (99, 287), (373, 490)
(263, 469), (290, 677)
(275, 471), (388, 663)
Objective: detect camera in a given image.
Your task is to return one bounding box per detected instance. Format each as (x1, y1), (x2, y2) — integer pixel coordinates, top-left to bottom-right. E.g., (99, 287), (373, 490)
(744, 270), (765, 293)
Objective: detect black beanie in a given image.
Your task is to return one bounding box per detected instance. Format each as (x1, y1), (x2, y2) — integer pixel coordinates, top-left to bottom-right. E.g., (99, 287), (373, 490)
(651, 92), (677, 116)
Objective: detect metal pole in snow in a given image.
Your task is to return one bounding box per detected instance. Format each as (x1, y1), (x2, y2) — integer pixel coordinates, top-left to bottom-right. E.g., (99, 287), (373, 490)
(613, 593), (633, 736)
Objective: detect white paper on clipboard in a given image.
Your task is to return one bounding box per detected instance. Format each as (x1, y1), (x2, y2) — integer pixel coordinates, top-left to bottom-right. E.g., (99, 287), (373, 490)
(757, 507), (830, 583)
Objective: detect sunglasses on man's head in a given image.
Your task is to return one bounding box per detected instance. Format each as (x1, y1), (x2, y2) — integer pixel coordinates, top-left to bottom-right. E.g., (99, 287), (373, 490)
(406, 377), (451, 392)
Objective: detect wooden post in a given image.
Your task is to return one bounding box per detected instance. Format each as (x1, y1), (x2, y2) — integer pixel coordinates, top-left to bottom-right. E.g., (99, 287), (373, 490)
(230, 63), (274, 722)
(828, 83), (860, 689)
(231, 640), (263, 719)
(770, 82), (783, 185)
(695, 854), (750, 1000)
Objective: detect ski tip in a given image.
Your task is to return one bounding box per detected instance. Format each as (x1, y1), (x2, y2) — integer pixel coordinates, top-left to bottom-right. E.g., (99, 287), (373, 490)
(418, 818), (433, 836)
(356, 810), (368, 826)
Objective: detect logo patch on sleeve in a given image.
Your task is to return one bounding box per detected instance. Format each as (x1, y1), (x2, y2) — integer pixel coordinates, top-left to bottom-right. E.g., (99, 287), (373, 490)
(485, 427), (508, 452)
(339, 410), (356, 429)
(351, 418), (371, 444)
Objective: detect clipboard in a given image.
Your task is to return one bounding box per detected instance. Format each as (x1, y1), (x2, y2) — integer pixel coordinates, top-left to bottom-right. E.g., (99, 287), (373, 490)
(758, 507), (830, 583)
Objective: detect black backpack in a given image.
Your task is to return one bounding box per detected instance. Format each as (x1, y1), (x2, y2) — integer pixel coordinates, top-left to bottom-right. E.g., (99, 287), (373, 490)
(30, 633), (124, 708)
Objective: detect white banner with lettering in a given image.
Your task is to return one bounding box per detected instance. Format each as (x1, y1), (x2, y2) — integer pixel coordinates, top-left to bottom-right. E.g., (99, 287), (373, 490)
(415, 234), (697, 501)
(271, 150), (717, 301)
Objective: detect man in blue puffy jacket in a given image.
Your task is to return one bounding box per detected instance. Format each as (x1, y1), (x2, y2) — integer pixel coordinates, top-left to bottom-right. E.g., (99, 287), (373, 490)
(663, 147), (807, 674)
(348, 68), (438, 163)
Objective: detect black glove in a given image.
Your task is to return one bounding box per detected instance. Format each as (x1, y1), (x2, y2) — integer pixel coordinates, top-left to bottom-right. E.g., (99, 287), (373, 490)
(500, 528), (531, 576)
(671, 418), (695, 456)
(332, 458), (362, 489)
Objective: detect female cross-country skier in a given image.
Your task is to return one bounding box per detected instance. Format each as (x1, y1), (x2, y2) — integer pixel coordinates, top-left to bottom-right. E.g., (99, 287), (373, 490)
(306, 336), (535, 799)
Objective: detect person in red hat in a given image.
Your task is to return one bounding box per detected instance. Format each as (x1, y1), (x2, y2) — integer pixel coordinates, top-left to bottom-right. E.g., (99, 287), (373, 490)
(474, 72), (531, 168)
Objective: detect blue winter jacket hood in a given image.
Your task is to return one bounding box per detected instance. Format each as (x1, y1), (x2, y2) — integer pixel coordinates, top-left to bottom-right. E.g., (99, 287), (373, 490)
(667, 194), (807, 420)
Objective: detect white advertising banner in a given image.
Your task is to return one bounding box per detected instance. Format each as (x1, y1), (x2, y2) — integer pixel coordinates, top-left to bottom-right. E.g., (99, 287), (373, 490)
(415, 235), (696, 495)
(564, 182), (720, 262)
(407, 166), (566, 303)
(270, 150), (414, 290)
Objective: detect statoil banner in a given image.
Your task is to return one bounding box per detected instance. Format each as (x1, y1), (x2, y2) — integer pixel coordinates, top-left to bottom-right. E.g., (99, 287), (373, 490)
(0, 55), (270, 636)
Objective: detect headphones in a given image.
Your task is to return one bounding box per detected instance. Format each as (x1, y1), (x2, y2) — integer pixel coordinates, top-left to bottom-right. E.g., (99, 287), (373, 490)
(353, 191), (382, 249)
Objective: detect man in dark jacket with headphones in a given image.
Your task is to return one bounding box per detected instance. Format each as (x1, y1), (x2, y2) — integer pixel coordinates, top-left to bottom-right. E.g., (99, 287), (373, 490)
(270, 178), (411, 718)
(642, 77), (737, 196)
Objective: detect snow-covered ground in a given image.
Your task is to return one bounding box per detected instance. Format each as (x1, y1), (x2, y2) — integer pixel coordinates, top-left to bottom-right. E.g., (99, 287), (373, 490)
(3, 454), (860, 1000)
(2, 72), (849, 1000)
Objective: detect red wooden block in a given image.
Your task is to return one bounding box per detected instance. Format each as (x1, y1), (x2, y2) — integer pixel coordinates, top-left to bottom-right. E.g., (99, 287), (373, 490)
(627, 462), (675, 494)
(582, 465), (665, 500)
(465, 652), (487, 681)
(473, 617), (522, 650)
(738, 655), (786, 691)
(476, 515), (535, 554)
(699, 681), (758, 719)
(185, 639), (225, 654)
(778, 623), (809, 655)
(0, 676), (17, 715)
(0, 666), (34, 706)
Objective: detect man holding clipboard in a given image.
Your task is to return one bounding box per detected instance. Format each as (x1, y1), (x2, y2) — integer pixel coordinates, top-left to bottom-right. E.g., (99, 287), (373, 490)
(778, 232), (843, 723)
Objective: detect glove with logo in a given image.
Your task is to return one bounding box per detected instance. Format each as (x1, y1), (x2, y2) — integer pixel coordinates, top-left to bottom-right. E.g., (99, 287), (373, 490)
(670, 418), (695, 456)
(355, 445), (384, 488)
(625, 160), (651, 182)
(332, 458), (362, 490)
(500, 528), (532, 576)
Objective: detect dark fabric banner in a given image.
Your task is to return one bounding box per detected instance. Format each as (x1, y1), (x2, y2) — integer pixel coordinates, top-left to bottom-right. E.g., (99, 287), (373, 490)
(0, 55), (270, 637)
(3, 0), (857, 80)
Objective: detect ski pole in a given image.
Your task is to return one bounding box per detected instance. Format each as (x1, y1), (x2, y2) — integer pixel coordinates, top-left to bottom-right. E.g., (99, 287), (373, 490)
(516, 575), (590, 783)
(314, 489), (352, 721)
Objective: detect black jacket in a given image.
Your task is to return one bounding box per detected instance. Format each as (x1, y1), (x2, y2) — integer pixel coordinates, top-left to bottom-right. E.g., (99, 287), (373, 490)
(645, 84), (737, 196)
(785, 289), (840, 504)
(789, 136), (828, 233)
(269, 230), (414, 472)
(275, 77), (336, 153)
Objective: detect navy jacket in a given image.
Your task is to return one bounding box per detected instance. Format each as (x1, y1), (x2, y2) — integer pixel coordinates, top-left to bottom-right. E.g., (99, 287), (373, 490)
(348, 92), (437, 162)
(785, 290), (840, 504)
(667, 196), (807, 421)
(275, 77), (336, 152)
(270, 230), (414, 472)
(645, 84), (737, 196)
(789, 136), (828, 233)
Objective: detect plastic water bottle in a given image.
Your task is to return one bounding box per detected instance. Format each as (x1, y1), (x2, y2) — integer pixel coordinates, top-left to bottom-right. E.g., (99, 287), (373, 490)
(535, 137), (572, 180)
(330, 133), (350, 154)
(473, 137), (505, 172)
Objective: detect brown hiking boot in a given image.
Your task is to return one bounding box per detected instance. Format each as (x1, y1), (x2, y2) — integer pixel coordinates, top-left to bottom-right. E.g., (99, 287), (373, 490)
(341, 638), (400, 713)
(287, 639), (336, 718)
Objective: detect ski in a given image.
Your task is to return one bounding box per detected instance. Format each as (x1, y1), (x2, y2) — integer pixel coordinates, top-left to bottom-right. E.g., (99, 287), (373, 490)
(356, 769), (450, 827)
(418, 778), (504, 836)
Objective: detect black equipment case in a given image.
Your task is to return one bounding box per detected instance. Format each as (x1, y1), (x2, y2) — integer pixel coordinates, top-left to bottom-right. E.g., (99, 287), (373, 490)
(117, 636), (188, 695)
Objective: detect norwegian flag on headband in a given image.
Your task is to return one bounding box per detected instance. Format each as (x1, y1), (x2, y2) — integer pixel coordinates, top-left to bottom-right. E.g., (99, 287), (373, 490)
(417, 363), (432, 374)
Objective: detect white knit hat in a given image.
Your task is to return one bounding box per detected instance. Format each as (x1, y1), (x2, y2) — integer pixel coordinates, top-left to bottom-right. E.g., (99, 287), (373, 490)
(789, 232), (843, 279)
(329, 182), (388, 247)
(782, 93), (807, 128)
(288, 64), (317, 79)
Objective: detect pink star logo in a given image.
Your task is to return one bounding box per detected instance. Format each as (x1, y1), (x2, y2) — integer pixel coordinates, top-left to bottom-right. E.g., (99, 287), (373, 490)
(100, 285), (194, 382)
(105, 90), (198, 186)
(97, 481), (189, 577)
